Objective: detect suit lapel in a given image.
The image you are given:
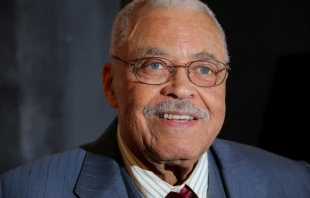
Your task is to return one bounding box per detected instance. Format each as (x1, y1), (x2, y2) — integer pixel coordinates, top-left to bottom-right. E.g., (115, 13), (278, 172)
(74, 152), (128, 198)
(74, 118), (130, 198)
(210, 139), (268, 198)
(207, 149), (227, 198)
(120, 167), (144, 198)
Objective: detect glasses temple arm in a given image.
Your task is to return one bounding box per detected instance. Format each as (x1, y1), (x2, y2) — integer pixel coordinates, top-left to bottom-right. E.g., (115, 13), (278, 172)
(112, 55), (135, 66)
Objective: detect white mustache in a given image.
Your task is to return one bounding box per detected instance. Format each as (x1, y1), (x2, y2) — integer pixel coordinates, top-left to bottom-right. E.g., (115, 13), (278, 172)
(143, 100), (209, 119)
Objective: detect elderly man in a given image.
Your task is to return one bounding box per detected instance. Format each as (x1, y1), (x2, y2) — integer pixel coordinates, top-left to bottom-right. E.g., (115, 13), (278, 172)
(1, 0), (310, 197)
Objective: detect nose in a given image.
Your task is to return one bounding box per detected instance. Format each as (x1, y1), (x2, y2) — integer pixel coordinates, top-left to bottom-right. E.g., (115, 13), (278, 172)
(160, 67), (196, 100)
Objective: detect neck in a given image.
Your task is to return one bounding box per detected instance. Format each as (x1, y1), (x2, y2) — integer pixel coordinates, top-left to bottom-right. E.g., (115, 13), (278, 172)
(141, 154), (199, 186)
(157, 162), (198, 185)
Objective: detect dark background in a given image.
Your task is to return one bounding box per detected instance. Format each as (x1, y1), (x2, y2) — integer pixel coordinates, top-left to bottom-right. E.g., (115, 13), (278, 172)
(1, 0), (309, 174)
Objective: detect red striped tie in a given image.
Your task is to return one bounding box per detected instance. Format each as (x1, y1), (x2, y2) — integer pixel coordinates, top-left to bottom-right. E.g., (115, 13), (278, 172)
(165, 185), (196, 198)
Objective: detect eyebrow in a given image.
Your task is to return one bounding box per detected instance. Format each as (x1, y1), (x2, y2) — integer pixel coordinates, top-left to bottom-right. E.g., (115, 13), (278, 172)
(134, 47), (218, 61)
(192, 52), (217, 60)
(134, 47), (169, 59)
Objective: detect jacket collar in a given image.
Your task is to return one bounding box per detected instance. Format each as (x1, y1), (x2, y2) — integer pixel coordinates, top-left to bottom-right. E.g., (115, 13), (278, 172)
(74, 118), (130, 198)
(207, 149), (227, 198)
(74, 152), (128, 198)
(210, 139), (268, 198)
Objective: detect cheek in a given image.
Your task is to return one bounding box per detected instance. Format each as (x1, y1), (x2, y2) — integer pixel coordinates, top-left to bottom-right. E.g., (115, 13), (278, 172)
(200, 87), (226, 117)
(117, 81), (160, 117)
(198, 88), (226, 146)
(117, 83), (162, 152)
(129, 83), (159, 103)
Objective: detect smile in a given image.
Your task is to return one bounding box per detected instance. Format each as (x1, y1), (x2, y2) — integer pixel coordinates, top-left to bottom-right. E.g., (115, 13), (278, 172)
(157, 113), (195, 120)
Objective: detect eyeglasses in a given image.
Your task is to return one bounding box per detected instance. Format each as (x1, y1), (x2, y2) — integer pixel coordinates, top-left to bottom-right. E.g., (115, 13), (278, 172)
(112, 55), (231, 87)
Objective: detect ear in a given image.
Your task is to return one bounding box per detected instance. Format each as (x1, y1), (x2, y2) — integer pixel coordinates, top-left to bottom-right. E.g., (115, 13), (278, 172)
(102, 62), (118, 108)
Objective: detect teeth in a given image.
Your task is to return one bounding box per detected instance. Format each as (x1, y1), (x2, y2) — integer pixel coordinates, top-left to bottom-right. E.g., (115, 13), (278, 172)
(160, 113), (194, 120)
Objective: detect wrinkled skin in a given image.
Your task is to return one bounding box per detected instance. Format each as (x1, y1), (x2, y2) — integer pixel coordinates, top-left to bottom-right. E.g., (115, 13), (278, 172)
(102, 7), (228, 185)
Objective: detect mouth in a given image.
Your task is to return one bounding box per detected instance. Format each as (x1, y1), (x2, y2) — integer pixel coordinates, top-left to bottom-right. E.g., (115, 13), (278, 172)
(156, 112), (197, 121)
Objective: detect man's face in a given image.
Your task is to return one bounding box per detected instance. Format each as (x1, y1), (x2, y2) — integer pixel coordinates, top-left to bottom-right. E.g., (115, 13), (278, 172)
(104, 8), (227, 165)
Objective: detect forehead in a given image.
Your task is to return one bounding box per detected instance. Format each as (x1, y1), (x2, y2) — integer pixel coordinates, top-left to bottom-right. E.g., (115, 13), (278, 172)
(122, 7), (226, 62)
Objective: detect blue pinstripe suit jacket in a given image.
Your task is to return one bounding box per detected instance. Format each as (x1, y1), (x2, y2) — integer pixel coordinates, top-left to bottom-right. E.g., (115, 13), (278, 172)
(1, 118), (310, 198)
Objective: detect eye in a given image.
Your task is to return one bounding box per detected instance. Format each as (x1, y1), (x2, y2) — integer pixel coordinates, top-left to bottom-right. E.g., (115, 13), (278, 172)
(149, 62), (163, 70)
(198, 67), (211, 74)
(139, 58), (167, 70)
(190, 61), (217, 76)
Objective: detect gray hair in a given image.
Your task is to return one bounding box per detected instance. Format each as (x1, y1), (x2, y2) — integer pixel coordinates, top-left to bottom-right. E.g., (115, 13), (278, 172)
(143, 99), (209, 120)
(110, 0), (229, 63)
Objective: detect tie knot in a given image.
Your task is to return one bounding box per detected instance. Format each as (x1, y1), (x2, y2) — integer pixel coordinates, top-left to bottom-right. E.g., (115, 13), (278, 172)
(165, 185), (196, 198)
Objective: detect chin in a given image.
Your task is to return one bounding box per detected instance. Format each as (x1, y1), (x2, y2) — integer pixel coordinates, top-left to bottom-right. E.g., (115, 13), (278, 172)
(147, 145), (202, 163)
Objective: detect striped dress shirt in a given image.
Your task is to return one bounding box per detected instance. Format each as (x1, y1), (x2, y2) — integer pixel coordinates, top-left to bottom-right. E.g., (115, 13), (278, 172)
(117, 125), (209, 198)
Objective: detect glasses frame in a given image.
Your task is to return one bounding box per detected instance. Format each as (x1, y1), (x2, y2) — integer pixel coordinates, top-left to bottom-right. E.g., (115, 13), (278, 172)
(112, 55), (231, 88)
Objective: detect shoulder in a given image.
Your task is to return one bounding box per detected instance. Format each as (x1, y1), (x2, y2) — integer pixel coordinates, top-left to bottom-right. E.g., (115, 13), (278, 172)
(0, 147), (86, 197)
(212, 138), (310, 170)
(211, 138), (310, 192)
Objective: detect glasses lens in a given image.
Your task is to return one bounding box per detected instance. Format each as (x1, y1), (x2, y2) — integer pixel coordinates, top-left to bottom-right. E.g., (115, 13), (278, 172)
(134, 58), (171, 84)
(189, 60), (227, 87)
